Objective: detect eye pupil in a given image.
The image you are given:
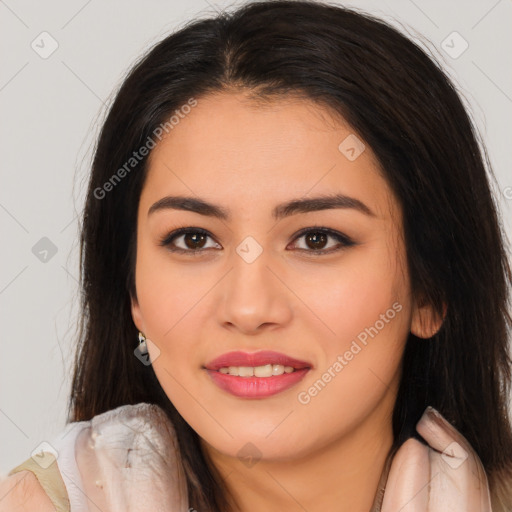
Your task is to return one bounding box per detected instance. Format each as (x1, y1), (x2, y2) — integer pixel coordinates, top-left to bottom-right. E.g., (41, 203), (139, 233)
(185, 233), (207, 249)
(306, 232), (327, 250)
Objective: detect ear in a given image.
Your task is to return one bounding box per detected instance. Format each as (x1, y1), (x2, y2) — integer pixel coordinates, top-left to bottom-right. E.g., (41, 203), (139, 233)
(411, 296), (446, 339)
(130, 293), (144, 333)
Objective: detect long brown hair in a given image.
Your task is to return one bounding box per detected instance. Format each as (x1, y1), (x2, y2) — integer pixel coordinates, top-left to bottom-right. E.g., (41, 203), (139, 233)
(69, 1), (512, 510)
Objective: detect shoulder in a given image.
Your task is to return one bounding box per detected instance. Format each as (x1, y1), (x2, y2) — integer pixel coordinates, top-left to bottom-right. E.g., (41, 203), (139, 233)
(0, 471), (56, 512)
(76, 401), (183, 467)
(73, 402), (189, 509)
(0, 403), (183, 512)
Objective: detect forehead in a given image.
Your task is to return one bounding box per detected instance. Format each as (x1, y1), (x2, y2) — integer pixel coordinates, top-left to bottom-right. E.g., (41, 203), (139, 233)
(141, 91), (397, 222)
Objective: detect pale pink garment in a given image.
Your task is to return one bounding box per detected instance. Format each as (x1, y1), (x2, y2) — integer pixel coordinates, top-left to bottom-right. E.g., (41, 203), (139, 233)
(46, 402), (492, 511)
(373, 406), (492, 512)
(50, 403), (190, 512)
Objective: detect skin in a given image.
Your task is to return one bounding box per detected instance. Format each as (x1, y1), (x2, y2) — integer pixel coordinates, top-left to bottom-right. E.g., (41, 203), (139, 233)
(0, 470), (56, 511)
(131, 91), (442, 512)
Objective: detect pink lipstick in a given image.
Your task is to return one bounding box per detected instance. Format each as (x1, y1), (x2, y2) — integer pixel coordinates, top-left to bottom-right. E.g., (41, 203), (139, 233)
(204, 350), (312, 399)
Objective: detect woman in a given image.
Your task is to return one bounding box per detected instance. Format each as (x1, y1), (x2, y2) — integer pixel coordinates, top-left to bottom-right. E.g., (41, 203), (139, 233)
(2, 1), (511, 510)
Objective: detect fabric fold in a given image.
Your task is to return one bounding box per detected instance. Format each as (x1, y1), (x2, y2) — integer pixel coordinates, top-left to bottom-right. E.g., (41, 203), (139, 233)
(380, 406), (492, 512)
(5, 403), (495, 512)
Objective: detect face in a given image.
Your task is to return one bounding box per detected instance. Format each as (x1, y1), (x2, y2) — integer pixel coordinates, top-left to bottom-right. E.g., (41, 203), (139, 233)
(131, 91), (439, 463)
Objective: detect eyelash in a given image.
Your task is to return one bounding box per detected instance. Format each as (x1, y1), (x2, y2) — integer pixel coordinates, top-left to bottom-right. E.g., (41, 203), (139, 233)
(158, 226), (355, 256)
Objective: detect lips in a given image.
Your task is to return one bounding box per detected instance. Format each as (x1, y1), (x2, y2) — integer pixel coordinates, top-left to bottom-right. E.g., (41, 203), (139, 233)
(203, 350), (312, 399)
(204, 350), (312, 371)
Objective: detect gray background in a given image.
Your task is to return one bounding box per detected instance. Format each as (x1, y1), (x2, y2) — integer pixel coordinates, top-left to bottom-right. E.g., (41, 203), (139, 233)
(1, 0), (511, 475)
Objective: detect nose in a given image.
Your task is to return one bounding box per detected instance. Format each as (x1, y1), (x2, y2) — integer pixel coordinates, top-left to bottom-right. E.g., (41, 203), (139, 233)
(217, 243), (293, 335)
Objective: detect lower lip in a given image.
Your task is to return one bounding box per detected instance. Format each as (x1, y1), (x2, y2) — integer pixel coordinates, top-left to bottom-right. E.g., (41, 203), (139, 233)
(205, 368), (310, 398)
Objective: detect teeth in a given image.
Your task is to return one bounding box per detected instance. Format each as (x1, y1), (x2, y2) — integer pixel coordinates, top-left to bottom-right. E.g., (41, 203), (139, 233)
(217, 364), (296, 377)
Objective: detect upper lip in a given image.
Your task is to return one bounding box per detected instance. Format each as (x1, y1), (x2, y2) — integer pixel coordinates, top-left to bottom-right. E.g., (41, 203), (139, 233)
(204, 350), (312, 371)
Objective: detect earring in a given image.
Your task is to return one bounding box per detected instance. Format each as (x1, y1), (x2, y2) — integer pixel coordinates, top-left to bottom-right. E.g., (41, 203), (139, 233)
(138, 331), (148, 353)
(134, 331), (152, 366)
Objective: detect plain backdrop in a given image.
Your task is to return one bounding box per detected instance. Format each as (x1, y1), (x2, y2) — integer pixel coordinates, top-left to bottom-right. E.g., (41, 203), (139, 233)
(1, 0), (511, 475)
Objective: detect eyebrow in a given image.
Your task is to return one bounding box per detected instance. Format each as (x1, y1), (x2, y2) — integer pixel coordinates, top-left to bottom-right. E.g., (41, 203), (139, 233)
(148, 193), (375, 220)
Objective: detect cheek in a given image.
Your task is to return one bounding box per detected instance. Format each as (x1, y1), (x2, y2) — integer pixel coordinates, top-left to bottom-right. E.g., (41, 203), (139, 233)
(133, 252), (206, 398)
(289, 244), (409, 351)
(134, 240), (209, 339)
(298, 279), (408, 398)
(288, 247), (411, 417)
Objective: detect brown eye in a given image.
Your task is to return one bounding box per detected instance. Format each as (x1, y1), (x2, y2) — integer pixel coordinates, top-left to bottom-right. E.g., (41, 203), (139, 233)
(159, 226), (355, 256)
(290, 227), (355, 254)
(159, 228), (221, 254)
(182, 232), (208, 250)
(304, 232), (328, 250)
